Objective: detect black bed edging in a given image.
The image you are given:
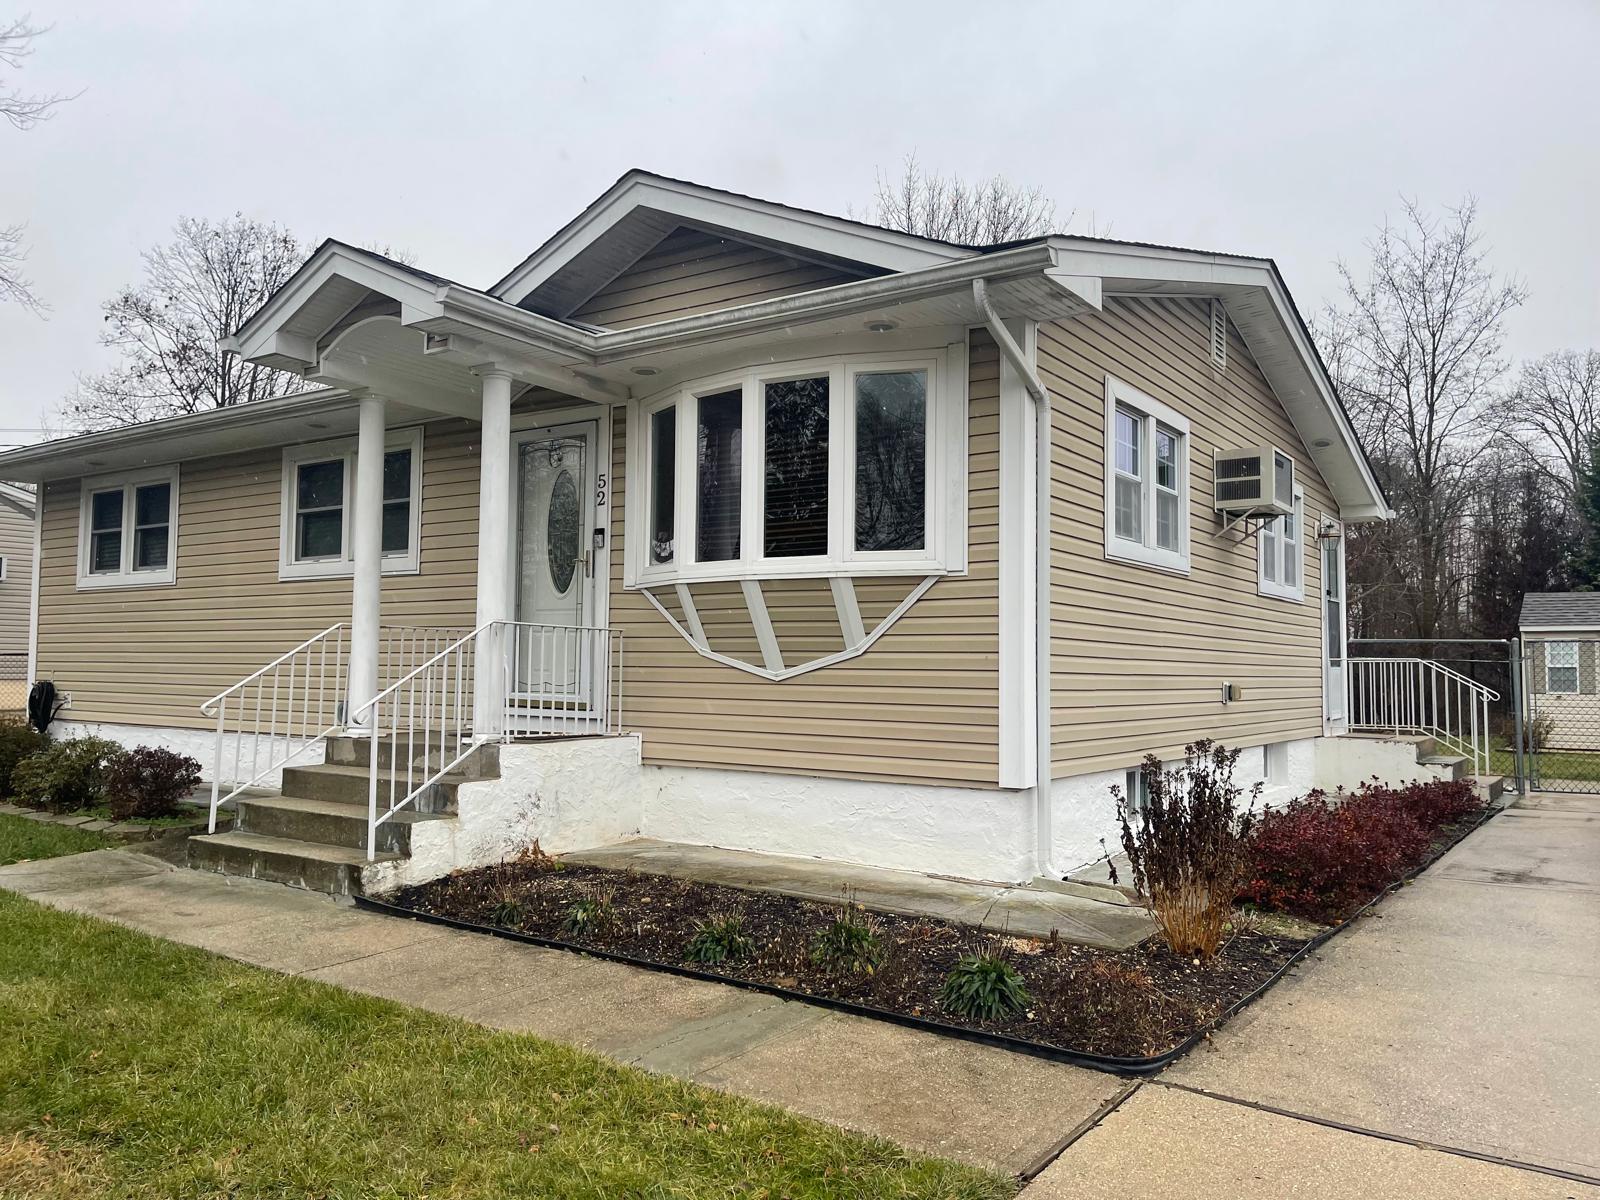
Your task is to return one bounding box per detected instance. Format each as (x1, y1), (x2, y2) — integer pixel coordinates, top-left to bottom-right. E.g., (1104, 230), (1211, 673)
(353, 802), (1504, 1078)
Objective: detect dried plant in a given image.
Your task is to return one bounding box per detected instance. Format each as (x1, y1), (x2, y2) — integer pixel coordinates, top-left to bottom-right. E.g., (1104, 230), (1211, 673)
(1112, 740), (1259, 961)
(810, 899), (883, 976)
(562, 884), (616, 937)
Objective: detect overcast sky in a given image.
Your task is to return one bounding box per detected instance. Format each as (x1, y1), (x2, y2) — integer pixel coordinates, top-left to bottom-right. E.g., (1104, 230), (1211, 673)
(2, 0), (1596, 442)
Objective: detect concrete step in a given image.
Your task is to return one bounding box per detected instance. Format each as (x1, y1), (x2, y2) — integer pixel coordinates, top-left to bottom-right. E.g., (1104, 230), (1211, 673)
(279, 763), (469, 814)
(1418, 753), (1469, 781)
(186, 830), (399, 895)
(325, 735), (499, 780)
(1470, 774), (1508, 805)
(233, 793), (447, 854)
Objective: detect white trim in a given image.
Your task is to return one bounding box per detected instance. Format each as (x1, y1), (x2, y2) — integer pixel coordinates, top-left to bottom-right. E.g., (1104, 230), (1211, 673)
(74, 464), (180, 590)
(26, 491), (41, 685)
(1101, 376), (1191, 575)
(624, 341), (966, 589)
(1321, 523), (1348, 732)
(742, 579), (785, 673)
(998, 320), (1039, 789)
(278, 427), (423, 580)
(1519, 624), (1600, 634)
(491, 172), (966, 304)
(638, 574), (938, 682)
(830, 575), (866, 649)
(0, 556), (7, 582)
(675, 582), (708, 647)
(1258, 485), (1306, 602)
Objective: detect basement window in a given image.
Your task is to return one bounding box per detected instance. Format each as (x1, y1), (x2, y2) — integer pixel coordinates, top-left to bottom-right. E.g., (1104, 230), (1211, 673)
(629, 343), (964, 586)
(279, 428), (423, 580)
(76, 465), (179, 590)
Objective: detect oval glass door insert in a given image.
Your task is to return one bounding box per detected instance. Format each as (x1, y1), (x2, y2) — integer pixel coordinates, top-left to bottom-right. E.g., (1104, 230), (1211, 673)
(547, 469), (579, 593)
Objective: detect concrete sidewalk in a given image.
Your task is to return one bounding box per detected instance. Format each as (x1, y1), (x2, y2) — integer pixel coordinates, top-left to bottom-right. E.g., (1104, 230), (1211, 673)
(0, 846), (1119, 1176)
(1028, 792), (1600, 1198)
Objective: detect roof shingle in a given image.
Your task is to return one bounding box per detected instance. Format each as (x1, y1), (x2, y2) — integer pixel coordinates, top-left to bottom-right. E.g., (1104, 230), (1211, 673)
(1519, 592), (1600, 628)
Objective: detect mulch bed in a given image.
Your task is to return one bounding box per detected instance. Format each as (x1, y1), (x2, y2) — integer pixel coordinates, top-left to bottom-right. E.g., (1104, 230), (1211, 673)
(385, 855), (1317, 1060)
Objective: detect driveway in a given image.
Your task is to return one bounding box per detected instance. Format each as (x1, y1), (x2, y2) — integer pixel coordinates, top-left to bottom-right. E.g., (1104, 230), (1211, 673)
(1029, 791), (1600, 1196)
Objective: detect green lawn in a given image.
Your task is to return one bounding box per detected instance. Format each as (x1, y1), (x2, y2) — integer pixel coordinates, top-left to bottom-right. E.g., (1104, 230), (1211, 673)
(0, 891), (1011, 1200)
(0, 813), (114, 867)
(1491, 746), (1600, 785)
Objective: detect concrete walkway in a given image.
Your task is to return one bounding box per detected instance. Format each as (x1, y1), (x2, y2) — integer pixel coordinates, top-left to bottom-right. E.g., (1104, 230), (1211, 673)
(1027, 791), (1600, 1198)
(563, 836), (1152, 948)
(4, 794), (1597, 1195)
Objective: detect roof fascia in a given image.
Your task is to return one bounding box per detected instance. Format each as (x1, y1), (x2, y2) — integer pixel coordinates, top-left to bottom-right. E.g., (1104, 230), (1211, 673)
(491, 172), (970, 305)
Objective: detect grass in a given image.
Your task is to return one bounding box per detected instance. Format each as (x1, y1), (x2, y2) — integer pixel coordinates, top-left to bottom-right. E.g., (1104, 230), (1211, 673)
(0, 892), (1012, 1200)
(1490, 745), (1600, 784)
(0, 813), (113, 867)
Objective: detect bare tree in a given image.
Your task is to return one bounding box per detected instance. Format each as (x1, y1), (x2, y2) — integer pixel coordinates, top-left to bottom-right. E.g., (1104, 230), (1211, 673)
(59, 215), (311, 431)
(866, 153), (1061, 245)
(1493, 348), (1600, 502)
(1322, 197), (1527, 641)
(2, 15), (73, 312)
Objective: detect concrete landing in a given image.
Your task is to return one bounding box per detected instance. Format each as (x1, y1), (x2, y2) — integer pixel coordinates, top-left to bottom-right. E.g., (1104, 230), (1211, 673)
(0, 847), (1122, 1176)
(561, 837), (1155, 949)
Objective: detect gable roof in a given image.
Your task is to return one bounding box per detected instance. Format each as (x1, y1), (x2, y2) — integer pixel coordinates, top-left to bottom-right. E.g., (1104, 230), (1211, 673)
(491, 170), (969, 314)
(1520, 592), (1600, 629)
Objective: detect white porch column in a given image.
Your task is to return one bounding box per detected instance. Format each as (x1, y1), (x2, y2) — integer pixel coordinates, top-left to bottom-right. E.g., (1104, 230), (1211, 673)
(347, 393), (387, 731)
(473, 369), (515, 738)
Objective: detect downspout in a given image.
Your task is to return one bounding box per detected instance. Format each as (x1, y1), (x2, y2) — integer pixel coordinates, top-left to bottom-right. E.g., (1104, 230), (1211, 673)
(973, 279), (1059, 879)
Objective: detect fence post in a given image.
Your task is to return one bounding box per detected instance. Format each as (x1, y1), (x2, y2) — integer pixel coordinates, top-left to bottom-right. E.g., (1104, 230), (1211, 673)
(1509, 637), (1526, 795)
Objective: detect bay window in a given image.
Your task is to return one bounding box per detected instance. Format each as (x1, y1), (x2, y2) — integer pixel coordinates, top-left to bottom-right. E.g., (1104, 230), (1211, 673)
(1103, 377), (1190, 573)
(629, 345), (963, 584)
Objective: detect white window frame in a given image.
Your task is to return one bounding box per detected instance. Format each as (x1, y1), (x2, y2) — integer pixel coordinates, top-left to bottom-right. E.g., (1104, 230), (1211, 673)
(75, 464), (180, 590)
(279, 427), (423, 580)
(625, 343), (966, 587)
(1102, 376), (1191, 574)
(1547, 640), (1579, 694)
(1258, 485), (1306, 602)
(0, 556), (6, 581)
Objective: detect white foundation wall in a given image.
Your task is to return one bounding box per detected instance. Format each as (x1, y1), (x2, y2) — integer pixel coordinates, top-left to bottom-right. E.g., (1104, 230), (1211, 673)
(639, 765), (1038, 883)
(370, 735), (646, 892)
(1312, 734), (1451, 790)
(50, 720), (285, 789)
(1052, 737), (1318, 873)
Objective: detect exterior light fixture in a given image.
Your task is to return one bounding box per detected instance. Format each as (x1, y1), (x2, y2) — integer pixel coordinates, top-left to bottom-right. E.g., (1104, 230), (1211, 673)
(632, 366), (658, 376)
(865, 320), (897, 333)
(1312, 437), (1333, 448)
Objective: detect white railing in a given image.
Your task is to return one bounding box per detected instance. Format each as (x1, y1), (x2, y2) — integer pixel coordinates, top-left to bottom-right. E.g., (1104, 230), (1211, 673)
(202, 623), (349, 832)
(1347, 657), (1498, 775)
(382, 625), (472, 688)
(353, 620), (623, 860)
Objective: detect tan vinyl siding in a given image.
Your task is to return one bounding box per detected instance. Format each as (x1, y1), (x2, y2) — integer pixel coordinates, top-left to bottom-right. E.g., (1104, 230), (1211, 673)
(570, 228), (868, 329)
(608, 332), (1002, 786)
(34, 422), (481, 729)
(0, 499), (34, 656)
(1041, 297), (1336, 777)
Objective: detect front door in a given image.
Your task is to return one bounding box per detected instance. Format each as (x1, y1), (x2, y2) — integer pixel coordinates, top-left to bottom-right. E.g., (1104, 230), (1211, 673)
(1323, 528), (1347, 728)
(514, 421), (598, 708)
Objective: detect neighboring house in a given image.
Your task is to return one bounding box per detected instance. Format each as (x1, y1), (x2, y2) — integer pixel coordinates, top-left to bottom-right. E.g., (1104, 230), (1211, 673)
(0, 482), (35, 711)
(1520, 593), (1600, 751)
(0, 171), (1395, 891)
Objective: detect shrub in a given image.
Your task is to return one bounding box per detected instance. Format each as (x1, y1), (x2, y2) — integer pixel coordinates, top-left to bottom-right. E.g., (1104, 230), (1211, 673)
(0, 718), (46, 797)
(562, 885), (616, 937)
(1113, 740), (1258, 961)
(10, 737), (125, 813)
(683, 912), (753, 965)
(1241, 779), (1484, 922)
(939, 953), (1029, 1022)
(102, 747), (202, 820)
(810, 905), (883, 975)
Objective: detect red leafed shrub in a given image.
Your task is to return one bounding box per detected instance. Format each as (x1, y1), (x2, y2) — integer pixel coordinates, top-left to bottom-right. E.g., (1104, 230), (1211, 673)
(103, 747), (202, 820)
(1240, 779), (1482, 923)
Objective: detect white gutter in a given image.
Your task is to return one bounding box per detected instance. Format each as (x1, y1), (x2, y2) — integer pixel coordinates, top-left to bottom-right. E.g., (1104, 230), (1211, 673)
(973, 278), (1059, 880)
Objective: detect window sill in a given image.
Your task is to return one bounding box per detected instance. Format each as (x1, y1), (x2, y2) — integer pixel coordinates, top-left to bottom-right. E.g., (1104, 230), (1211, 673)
(279, 558), (422, 582)
(74, 572), (177, 592)
(630, 558), (956, 589)
(1103, 540), (1190, 576)
(1258, 581), (1305, 603)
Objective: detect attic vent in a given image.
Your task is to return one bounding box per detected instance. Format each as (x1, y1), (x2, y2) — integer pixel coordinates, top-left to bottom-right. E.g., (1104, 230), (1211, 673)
(1209, 300), (1228, 372)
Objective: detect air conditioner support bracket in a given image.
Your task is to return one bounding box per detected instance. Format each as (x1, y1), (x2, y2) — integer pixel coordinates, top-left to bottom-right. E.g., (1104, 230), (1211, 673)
(1214, 510), (1272, 540)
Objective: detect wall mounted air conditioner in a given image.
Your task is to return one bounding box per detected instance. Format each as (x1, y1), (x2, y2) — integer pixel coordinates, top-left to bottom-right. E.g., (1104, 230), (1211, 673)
(1213, 447), (1294, 517)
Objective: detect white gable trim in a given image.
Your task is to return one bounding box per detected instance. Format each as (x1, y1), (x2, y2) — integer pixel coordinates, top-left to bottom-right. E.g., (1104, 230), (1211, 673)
(491, 172), (969, 306)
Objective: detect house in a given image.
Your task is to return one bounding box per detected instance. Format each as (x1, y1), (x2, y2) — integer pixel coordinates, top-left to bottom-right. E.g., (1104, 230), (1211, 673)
(1519, 593), (1600, 751)
(0, 170), (1399, 892)
(0, 482), (35, 711)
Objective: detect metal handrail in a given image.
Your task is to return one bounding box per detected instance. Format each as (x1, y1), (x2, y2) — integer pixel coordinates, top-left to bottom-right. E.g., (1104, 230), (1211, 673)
(203, 623), (349, 832)
(1347, 657), (1499, 775)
